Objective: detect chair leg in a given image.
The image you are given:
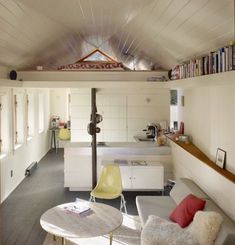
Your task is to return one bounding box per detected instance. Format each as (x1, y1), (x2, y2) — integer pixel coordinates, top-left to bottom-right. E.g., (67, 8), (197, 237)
(89, 196), (96, 202)
(120, 194), (127, 214)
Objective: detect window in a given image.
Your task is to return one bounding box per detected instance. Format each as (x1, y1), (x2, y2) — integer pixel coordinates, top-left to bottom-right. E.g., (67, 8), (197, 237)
(67, 93), (71, 122)
(170, 90), (178, 105)
(13, 91), (24, 146)
(26, 91), (34, 138)
(0, 96), (2, 154)
(26, 94), (29, 137)
(13, 94), (18, 144)
(0, 92), (10, 157)
(38, 92), (44, 133)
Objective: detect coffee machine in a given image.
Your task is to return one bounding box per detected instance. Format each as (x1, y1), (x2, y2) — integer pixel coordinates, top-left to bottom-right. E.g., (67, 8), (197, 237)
(143, 123), (159, 140)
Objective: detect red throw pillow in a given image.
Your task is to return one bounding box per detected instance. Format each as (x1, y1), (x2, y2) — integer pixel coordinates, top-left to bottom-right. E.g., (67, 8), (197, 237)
(169, 194), (206, 228)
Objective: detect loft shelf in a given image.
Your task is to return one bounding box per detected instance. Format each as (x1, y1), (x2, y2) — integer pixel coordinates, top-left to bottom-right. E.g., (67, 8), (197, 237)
(166, 134), (235, 184)
(0, 79), (22, 87)
(167, 70), (235, 89)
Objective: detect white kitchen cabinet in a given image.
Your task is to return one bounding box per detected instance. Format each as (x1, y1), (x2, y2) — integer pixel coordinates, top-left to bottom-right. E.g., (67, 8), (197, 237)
(104, 161), (164, 190)
(64, 142), (170, 191)
(64, 155), (92, 190)
(122, 163), (163, 190)
(119, 166), (132, 189)
(131, 165), (163, 189)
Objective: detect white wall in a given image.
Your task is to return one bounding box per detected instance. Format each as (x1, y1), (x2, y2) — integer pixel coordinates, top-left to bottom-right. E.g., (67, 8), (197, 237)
(70, 88), (170, 142)
(171, 72), (235, 221)
(0, 88), (50, 203)
(182, 84), (235, 174)
(50, 88), (70, 122)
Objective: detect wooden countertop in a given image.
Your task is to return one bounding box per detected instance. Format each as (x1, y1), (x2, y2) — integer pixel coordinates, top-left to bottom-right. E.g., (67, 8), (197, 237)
(166, 134), (235, 183)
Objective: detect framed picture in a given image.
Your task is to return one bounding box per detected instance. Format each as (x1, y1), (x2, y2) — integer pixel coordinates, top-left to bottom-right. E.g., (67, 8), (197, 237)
(215, 148), (226, 169)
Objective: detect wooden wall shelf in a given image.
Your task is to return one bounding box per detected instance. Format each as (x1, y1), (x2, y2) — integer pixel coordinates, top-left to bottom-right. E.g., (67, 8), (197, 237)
(166, 134), (235, 183)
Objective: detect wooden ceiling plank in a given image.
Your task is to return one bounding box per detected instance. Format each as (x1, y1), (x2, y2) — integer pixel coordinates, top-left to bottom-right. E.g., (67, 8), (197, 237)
(175, 0), (232, 36)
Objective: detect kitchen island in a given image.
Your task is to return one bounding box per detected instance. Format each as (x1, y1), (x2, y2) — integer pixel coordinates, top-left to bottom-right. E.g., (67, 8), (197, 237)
(64, 142), (172, 191)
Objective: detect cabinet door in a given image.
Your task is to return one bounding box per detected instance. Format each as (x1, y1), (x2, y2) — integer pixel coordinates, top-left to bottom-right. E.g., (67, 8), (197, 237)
(132, 166), (164, 190)
(64, 155), (92, 189)
(119, 166), (132, 189)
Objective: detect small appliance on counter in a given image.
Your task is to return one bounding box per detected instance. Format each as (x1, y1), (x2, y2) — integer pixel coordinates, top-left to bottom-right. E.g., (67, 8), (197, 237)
(143, 123), (159, 140)
(51, 116), (60, 129)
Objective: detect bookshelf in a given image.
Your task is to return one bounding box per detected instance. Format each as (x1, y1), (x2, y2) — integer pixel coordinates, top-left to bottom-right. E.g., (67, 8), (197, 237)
(171, 42), (235, 80)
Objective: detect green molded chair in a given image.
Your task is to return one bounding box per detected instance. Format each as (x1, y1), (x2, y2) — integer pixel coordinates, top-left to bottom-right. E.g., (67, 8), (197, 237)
(89, 164), (127, 214)
(58, 128), (70, 140)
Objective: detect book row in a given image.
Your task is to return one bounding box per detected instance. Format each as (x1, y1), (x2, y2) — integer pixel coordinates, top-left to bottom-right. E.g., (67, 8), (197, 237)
(170, 43), (235, 80)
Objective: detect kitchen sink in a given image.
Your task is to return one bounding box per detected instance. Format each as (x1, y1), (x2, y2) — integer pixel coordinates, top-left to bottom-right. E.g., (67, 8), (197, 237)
(134, 136), (155, 142)
(97, 142), (109, 146)
(138, 138), (155, 142)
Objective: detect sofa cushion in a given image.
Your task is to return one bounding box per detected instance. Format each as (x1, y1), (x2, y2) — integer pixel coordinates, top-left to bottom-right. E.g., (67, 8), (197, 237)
(188, 211), (223, 245)
(136, 196), (176, 226)
(170, 178), (209, 205)
(169, 194), (206, 228)
(141, 215), (198, 245)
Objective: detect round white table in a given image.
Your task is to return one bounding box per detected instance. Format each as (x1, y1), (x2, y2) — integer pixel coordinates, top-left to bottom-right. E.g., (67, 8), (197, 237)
(40, 202), (123, 245)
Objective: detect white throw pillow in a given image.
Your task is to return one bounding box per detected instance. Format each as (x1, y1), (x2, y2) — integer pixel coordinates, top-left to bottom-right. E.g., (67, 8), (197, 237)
(188, 211), (223, 245)
(141, 215), (199, 245)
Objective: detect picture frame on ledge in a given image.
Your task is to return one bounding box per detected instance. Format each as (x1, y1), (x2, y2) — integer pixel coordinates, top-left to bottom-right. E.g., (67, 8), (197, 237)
(215, 148), (226, 169)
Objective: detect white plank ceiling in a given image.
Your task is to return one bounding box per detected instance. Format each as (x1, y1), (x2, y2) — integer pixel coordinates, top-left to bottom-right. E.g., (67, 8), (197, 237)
(0, 0), (234, 70)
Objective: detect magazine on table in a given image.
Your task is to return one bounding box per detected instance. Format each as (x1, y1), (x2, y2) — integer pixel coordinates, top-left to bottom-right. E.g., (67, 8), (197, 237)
(64, 202), (91, 215)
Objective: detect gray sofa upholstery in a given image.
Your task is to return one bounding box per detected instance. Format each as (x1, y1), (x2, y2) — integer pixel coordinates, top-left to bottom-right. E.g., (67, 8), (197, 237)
(136, 178), (235, 245)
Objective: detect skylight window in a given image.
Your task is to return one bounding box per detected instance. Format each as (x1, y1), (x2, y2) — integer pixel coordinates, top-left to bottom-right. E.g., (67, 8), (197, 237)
(83, 52), (109, 61)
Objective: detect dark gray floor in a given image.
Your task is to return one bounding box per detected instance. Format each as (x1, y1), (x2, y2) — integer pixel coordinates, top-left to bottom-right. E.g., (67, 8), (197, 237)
(0, 149), (165, 245)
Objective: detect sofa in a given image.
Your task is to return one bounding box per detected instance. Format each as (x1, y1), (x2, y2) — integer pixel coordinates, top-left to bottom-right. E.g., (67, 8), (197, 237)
(136, 178), (235, 245)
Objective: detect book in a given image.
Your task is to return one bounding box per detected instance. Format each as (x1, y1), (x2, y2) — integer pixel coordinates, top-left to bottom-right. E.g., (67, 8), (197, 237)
(131, 160), (147, 166)
(221, 48), (225, 72)
(232, 44), (235, 70)
(225, 47), (229, 71)
(64, 203), (91, 215)
(209, 52), (213, 74)
(213, 52), (217, 73)
(114, 159), (128, 165)
(228, 45), (233, 70)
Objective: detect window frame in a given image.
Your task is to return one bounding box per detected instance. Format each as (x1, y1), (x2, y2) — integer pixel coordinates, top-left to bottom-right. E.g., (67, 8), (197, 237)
(38, 92), (44, 133)
(26, 94), (29, 138)
(68, 93), (71, 122)
(13, 94), (18, 145)
(0, 96), (2, 154)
